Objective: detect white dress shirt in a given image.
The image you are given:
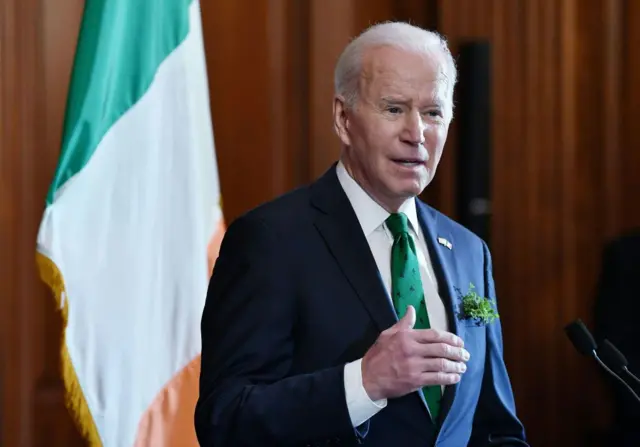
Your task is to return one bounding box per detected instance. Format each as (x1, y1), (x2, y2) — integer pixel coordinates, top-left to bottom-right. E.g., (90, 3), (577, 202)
(336, 160), (449, 427)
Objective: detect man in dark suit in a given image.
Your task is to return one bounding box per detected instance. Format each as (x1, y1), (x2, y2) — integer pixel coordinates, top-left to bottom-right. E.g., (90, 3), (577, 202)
(195, 21), (527, 446)
(594, 231), (640, 446)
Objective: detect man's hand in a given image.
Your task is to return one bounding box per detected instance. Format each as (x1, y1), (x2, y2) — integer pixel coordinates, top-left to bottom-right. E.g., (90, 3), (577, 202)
(361, 305), (470, 401)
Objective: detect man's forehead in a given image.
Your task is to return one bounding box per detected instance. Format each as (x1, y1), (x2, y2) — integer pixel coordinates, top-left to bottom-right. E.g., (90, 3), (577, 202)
(361, 46), (450, 90)
(361, 66), (450, 104)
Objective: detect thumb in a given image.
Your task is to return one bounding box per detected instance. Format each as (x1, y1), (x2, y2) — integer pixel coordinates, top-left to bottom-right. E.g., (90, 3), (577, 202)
(397, 305), (416, 330)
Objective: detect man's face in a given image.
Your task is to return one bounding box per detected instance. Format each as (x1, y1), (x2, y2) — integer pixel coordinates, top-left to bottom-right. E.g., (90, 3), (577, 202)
(334, 45), (451, 211)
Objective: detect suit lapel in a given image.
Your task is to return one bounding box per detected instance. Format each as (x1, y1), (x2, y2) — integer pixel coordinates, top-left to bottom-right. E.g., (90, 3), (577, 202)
(416, 201), (464, 425)
(310, 166), (397, 333)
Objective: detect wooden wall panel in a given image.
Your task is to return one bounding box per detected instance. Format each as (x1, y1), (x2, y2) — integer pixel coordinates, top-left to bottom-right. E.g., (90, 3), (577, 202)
(436, 0), (638, 445)
(36, 0), (88, 445)
(307, 0), (354, 179)
(1, 0), (88, 444)
(201, 1), (276, 222)
(622, 0), (640, 230)
(200, 0), (310, 223)
(601, 0), (623, 238)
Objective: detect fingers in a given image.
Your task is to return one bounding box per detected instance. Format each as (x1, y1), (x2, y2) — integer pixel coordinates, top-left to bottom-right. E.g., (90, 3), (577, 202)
(415, 342), (470, 362)
(419, 371), (462, 386)
(413, 328), (465, 348)
(385, 325), (470, 362)
(418, 357), (467, 374)
(405, 364), (462, 389)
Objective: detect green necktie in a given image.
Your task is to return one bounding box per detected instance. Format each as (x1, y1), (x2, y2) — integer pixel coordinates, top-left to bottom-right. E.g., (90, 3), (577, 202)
(386, 212), (441, 420)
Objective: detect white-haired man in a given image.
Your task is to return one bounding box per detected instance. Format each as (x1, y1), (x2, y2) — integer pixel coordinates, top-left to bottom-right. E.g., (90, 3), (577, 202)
(196, 22), (528, 446)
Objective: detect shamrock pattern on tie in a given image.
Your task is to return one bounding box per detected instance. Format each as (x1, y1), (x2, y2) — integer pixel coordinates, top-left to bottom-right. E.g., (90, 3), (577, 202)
(386, 212), (441, 420)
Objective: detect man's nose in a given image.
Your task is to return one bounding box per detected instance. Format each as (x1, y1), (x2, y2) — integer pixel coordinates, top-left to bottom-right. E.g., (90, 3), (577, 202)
(402, 111), (426, 146)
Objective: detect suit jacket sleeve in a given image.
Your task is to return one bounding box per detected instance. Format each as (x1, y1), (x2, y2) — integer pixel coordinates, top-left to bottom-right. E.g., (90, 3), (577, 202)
(194, 215), (361, 447)
(468, 241), (529, 446)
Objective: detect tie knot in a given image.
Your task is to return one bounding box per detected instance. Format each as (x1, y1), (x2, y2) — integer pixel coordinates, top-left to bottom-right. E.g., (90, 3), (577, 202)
(386, 212), (410, 238)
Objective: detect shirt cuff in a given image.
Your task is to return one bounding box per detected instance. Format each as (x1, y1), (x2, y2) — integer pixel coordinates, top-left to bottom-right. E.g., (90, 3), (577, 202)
(344, 358), (387, 427)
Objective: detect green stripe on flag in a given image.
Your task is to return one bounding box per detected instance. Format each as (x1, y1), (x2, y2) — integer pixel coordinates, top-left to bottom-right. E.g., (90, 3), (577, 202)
(46, 0), (192, 204)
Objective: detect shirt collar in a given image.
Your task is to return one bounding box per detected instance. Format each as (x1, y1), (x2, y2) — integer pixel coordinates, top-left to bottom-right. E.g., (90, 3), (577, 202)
(336, 160), (421, 238)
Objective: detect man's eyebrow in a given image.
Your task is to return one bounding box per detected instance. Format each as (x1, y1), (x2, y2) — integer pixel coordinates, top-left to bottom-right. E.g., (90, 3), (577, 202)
(380, 96), (409, 103)
(379, 96), (446, 109)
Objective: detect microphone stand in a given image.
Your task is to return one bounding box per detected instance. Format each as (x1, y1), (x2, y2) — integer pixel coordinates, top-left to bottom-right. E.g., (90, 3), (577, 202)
(592, 350), (640, 404)
(621, 366), (640, 388)
(564, 320), (640, 405)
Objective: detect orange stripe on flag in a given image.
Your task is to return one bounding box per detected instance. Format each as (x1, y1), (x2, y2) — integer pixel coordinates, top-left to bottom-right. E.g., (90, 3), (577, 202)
(134, 356), (201, 447)
(134, 218), (225, 445)
(207, 218), (226, 275)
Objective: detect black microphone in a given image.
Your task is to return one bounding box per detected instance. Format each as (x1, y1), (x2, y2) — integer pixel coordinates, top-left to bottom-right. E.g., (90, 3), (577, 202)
(564, 319), (640, 404)
(564, 319), (597, 355)
(597, 339), (640, 388)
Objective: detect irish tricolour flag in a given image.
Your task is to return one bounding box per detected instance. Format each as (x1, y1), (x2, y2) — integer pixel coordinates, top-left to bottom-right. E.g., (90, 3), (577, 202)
(35, 1), (223, 445)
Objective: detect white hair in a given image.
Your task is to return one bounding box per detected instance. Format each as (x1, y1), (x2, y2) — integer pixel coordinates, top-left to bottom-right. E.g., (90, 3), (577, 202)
(334, 21), (457, 117)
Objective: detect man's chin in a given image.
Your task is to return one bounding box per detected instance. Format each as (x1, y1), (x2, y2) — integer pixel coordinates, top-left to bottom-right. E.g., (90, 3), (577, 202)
(394, 179), (429, 198)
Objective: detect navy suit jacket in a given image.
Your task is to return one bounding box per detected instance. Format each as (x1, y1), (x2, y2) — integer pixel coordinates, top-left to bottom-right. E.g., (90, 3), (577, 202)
(195, 164), (528, 446)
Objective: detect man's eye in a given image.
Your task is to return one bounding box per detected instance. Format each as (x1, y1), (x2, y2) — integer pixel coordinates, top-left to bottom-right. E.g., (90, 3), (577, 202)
(424, 110), (443, 118)
(387, 106), (402, 114)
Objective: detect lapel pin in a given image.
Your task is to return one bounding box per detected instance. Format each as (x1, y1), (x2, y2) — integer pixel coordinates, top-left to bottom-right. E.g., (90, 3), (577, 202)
(437, 237), (452, 250)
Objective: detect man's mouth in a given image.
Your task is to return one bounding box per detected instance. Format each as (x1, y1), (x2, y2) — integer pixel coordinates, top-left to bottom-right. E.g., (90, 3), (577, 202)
(392, 159), (425, 167)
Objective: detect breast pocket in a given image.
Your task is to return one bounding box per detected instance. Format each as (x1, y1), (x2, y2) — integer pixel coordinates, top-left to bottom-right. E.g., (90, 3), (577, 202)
(462, 319), (491, 329)
(458, 324), (486, 381)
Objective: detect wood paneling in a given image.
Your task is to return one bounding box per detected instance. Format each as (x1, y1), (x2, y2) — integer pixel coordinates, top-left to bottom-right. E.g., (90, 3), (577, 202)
(308, 0), (354, 179)
(200, 0), (310, 223)
(200, 1), (276, 222)
(622, 0), (640, 229)
(1, 0), (87, 444)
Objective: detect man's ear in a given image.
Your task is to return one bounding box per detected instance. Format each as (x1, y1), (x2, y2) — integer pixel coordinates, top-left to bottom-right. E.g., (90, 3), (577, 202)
(333, 95), (351, 147)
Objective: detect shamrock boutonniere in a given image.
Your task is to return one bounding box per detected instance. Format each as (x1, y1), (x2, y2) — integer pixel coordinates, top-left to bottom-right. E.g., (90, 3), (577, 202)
(455, 283), (499, 325)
